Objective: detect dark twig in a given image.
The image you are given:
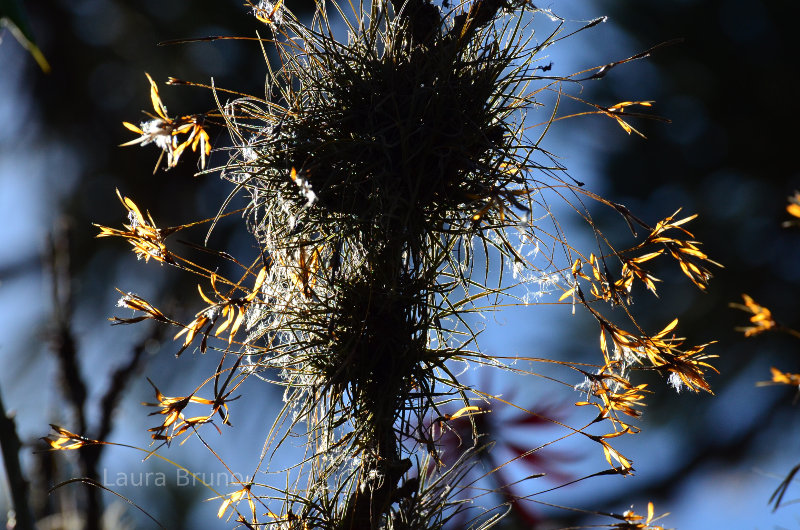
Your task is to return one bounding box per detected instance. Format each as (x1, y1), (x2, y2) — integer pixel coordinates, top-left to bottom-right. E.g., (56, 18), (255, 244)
(44, 220), (156, 530)
(47, 221), (88, 436)
(95, 325), (163, 444)
(0, 385), (37, 530)
(45, 220), (100, 530)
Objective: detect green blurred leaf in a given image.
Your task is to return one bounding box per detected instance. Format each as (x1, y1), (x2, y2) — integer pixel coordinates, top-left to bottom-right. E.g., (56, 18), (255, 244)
(1, 0), (50, 73)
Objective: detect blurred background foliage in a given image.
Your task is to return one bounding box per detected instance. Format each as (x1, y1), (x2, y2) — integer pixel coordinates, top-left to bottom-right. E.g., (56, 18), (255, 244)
(1, 0), (799, 528)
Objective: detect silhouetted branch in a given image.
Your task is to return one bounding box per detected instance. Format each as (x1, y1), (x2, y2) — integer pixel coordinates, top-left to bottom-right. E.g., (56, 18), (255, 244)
(0, 385), (37, 530)
(46, 220), (87, 436)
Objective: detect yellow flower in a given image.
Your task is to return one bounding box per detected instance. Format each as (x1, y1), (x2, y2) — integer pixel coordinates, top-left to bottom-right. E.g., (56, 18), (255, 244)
(95, 190), (171, 264)
(732, 294), (777, 337)
(42, 425), (100, 451)
(174, 267), (267, 354)
(122, 73), (211, 171)
(612, 501), (668, 529)
(142, 378), (223, 443)
(576, 367), (649, 430)
(757, 367), (800, 388)
(787, 191), (800, 219)
(218, 484), (256, 521)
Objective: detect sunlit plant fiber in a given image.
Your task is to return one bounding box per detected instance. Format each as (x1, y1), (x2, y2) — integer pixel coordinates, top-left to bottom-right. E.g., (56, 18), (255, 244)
(45, 0), (722, 528)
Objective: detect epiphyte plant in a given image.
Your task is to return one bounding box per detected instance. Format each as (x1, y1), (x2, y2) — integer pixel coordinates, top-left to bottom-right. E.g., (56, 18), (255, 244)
(45, 0), (720, 528)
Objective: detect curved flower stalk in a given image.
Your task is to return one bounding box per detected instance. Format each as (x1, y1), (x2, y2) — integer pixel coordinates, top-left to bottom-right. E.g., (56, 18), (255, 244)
(49, 0), (722, 528)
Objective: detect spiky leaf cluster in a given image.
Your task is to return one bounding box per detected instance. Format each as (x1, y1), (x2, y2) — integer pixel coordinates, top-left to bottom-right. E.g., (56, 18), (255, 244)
(218, 0), (552, 525)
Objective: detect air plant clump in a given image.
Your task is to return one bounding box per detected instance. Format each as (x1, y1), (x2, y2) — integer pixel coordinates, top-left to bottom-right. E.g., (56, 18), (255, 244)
(45, 0), (721, 528)
(222, 1), (578, 525)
